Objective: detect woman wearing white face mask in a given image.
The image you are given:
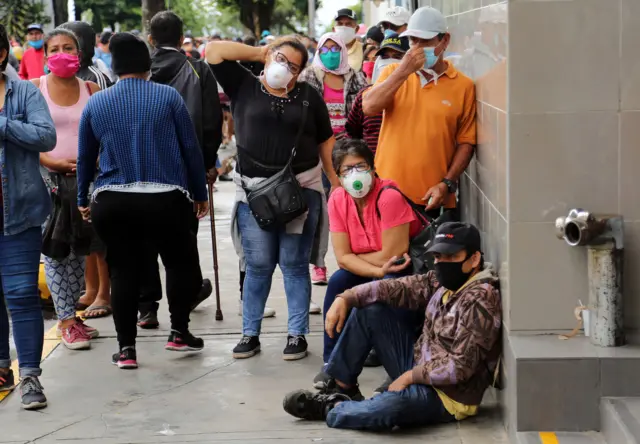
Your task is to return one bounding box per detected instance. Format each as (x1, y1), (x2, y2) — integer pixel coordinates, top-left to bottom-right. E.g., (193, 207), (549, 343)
(312, 138), (422, 390)
(205, 37), (339, 361)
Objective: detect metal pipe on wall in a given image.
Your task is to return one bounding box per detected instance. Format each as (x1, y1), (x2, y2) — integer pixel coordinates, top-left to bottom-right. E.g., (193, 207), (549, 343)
(555, 210), (625, 347)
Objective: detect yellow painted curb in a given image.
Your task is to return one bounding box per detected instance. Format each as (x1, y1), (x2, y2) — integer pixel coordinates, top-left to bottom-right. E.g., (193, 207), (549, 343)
(539, 432), (559, 444)
(0, 323), (60, 403)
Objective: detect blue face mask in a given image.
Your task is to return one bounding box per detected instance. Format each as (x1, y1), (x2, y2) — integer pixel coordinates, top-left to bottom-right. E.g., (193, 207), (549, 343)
(423, 46), (440, 70)
(29, 39), (44, 50)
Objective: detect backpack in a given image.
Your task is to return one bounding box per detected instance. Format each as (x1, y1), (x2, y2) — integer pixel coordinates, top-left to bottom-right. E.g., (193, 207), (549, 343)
(164, 59), (205, 147)
(375, 185), (458, 274)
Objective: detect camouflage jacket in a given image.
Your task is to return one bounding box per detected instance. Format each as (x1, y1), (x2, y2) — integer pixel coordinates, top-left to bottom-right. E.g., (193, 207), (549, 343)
(342, 266), (502, 405)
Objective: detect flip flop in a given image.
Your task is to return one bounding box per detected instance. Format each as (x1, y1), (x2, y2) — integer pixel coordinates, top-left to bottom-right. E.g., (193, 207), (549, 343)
(75, 291), (92, 310)
(82, 305), (113, 319)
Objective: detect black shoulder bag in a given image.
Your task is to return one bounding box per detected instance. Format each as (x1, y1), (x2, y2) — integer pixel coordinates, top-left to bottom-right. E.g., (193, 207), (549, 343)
(375, 185), (457, 274)
(239, 86), (310, 231)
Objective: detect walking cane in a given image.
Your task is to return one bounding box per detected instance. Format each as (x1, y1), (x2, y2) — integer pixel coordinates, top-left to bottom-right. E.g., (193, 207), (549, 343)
(208, 183), (223, 321)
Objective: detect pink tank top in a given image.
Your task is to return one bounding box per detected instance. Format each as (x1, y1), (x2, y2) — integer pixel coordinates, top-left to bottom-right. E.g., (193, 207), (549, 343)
(39, 76), (91, 162)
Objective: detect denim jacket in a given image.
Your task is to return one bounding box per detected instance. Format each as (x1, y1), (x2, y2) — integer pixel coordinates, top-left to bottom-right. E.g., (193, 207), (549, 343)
(1, 73), (57, 235)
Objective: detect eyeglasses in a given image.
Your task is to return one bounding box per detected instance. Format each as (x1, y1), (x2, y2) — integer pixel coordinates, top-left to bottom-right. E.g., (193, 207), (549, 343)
(339, 162), (371, 176)
(273, 52), (302, 75)
(319, 46), (340, 55)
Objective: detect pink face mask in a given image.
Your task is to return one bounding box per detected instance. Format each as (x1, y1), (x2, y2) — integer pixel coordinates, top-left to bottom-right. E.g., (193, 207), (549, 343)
(47, 53), (80, 78)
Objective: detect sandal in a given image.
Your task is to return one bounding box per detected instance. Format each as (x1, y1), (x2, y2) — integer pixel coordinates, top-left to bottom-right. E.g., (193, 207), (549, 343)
(82, 305), (113, 319)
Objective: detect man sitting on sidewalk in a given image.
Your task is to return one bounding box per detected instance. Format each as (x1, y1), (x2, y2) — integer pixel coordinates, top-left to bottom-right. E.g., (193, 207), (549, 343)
(283, 222), (501, 430)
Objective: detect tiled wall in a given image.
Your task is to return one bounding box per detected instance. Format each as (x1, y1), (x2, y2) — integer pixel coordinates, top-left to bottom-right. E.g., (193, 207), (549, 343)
(426, 0), (640, 333)
(417, 0), (511, 327)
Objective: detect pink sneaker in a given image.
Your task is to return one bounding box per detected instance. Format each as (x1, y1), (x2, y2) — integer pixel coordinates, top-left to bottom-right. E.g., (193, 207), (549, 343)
(311, 266), (328, 285)
(61, 323), (91, 350)
(56, 317), (99, 339)
(76, 318), (99, 339)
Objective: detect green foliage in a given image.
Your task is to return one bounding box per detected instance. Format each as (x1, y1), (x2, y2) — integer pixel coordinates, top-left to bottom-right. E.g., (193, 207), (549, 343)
(74, 0), (142, 32)
(0, 0), (51, 39)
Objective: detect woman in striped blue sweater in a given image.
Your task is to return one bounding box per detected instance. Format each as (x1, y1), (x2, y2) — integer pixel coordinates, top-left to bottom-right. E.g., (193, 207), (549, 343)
(76, 33), (208, 369)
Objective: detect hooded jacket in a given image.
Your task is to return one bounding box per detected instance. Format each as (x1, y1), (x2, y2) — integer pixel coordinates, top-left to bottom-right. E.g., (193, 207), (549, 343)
(341, 264), (502, 407)
(151, 47), (222, 170)
(58, 21), (113, 90)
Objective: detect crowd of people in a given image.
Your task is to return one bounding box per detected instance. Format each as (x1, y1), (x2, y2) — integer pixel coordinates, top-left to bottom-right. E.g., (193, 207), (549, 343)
(0, 4), (502, 434)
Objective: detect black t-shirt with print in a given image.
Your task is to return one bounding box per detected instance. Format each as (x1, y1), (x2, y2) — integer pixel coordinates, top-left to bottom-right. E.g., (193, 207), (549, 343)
(211, 61), (333, 178)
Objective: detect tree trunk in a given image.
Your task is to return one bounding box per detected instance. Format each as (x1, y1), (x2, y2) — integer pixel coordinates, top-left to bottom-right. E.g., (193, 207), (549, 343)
(52, 0), (69, 26)
(141, 0), (166, 35)
(238, 0), (275, 38)
(74, 6), (82, 21)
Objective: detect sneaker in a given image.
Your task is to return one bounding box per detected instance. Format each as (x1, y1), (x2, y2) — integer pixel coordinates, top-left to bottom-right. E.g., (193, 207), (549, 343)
(111, 347), (138, 369)
(76, 318), (99, 339)
(20, 376), (47, 410)
(283, 335), (308, 361)
(237, 300), (276, 318)
(232, 336), (261, 359)
(283, 389), (350, 420)
(313, 366), (332, 390)
(165, 330), (204, 352)
(373, 375), (393, 395)
(56, 318), (99, 339)
(0, 369), (15, 392)
(263, 306), (276, 318)
(61, 323), (91, 350)
(309, 300), (322, 315)
(137, 310), (160, 329)
(363, 349), (382, 367)
(311, 266), (328, 285)
(323, 378), (365, 401)
(190, 279), (213, 311)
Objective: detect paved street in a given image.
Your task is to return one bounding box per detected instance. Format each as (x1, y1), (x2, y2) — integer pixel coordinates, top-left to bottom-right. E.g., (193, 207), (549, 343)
(0, 180), (507, 443)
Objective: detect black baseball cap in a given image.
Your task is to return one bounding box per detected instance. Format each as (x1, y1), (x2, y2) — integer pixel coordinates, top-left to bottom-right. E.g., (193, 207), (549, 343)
(335, 8), (357, 21)
(427, 222), (482, 255)
(375, 32), (409, 57)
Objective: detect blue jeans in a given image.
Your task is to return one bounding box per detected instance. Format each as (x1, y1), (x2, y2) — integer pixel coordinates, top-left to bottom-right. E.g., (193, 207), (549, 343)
(322, 268), (412, 362)
(325, 304), (454, 430)
(0, 227), (44, 377)
(237, 189), (322, 336)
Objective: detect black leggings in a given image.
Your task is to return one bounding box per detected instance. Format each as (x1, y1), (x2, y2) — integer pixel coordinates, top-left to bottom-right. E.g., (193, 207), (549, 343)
(91, 191), (201, 348)
(139, 212), (202, 314)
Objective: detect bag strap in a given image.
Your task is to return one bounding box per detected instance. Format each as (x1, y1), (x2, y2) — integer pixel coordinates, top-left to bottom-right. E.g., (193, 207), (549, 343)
(287, 84), (310, 166)
(85, 81), (93, 96)
(374, 185), (432, 226)
(237, 84), (310, 176)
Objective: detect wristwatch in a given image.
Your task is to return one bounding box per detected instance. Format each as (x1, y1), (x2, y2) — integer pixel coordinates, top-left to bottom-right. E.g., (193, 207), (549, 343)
(442, 178), (457, 194)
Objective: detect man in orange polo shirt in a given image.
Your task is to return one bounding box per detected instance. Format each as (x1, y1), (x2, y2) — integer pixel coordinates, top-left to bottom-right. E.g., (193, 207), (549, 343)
(363, 6), (476, 218)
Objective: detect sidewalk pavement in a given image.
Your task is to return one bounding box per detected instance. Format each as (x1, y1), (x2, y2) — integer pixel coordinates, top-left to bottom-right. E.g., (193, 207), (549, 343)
(0, 181), (507, 444)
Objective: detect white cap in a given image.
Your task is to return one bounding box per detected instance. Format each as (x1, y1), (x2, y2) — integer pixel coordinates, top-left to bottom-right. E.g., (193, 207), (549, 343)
(379, 6), (411, 27)
(183, 37), (193, 44)
(400, 6), (447, 40)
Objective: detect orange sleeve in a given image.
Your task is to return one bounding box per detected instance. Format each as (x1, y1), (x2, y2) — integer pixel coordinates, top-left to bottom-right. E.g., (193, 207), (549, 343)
(456, 82), (477, 146)
(374, 64), (397, 85)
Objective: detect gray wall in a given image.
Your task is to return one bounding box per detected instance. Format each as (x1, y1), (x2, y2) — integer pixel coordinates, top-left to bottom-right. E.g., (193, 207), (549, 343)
(419, 0), (640, 334)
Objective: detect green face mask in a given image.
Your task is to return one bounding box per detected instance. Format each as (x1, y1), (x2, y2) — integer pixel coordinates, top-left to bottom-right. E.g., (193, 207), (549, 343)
(319, 51), (341, 71)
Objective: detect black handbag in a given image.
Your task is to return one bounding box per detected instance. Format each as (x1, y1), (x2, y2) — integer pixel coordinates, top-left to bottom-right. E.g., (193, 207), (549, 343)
(376, 185), (458, 274)
(239, 86), (310, 231)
